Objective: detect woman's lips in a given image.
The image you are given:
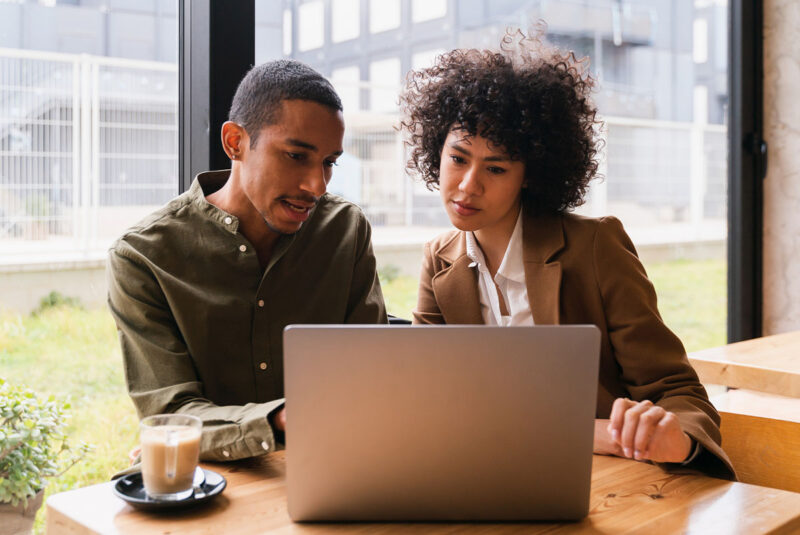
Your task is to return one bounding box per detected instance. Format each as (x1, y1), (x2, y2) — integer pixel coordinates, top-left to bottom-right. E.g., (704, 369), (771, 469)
(451, 200), (480, 216)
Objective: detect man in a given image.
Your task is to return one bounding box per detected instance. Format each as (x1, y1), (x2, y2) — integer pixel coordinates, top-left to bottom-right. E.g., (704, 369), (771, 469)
(108, 60), (387, 462)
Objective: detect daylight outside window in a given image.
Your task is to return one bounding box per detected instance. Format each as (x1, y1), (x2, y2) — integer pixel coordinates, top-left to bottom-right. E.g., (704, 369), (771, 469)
(258, 0), (730, 351)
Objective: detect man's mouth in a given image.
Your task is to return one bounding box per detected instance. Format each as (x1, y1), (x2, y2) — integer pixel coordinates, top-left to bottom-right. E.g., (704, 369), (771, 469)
(282, 200), (312, 213)
(277, 196), (318, 223)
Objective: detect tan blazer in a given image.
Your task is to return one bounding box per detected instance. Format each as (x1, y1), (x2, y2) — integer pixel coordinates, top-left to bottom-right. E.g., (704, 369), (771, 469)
(413, 211), (735, 479)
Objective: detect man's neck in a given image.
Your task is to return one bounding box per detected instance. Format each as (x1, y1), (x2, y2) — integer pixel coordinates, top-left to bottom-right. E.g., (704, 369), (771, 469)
(205, 169), (280, 268)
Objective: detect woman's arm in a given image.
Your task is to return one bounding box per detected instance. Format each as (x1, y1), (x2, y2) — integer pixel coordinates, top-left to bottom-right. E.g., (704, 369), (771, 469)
(592, 216), (734, 478)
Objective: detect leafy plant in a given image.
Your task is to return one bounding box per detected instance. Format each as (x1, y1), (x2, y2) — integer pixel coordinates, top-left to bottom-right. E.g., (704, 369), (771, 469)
(0, 379), (91, 507)
(33, 291), (83, 315)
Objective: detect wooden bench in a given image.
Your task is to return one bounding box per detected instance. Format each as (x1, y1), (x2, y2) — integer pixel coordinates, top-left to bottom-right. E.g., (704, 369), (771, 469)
(711, 389), (800, 492)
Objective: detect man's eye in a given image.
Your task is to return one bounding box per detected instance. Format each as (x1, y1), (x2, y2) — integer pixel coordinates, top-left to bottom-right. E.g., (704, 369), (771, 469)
(287, 152), (305, 161)
(487, 166), (506, 174)
(450, 155), (466, 164)
(324, 160), (339, 168)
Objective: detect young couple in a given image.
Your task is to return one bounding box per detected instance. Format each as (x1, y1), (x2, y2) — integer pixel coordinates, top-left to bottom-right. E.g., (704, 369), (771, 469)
(108, 30), (734, 479)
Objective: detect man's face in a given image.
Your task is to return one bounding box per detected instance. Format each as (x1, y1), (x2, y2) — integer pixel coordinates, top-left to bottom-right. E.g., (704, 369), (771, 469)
(239, 99), (345, 235)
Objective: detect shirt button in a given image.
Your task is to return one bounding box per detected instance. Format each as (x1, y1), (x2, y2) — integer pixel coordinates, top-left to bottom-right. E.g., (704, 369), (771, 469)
(239, 244), (247, 252)
(222, 450), (230, 458)
(223, 216), (232, 225)
(257, 299), (265, 308)
(261, 441), (270, 451)
(259, 362), (268, 370)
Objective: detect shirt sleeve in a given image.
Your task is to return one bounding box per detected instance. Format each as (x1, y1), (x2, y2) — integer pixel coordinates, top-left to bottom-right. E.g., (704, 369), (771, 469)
(592, 216), (735, 479)
(107, 245), (283, 462)
(344, 214), (388, 324)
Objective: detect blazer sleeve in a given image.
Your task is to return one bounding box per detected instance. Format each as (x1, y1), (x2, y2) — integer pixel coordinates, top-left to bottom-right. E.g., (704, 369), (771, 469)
(593, 216), (735, 479)
(413, 241), (445, 324)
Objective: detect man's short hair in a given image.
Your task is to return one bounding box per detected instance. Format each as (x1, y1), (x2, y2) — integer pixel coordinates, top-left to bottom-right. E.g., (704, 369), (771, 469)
(228, 59), (343, 147)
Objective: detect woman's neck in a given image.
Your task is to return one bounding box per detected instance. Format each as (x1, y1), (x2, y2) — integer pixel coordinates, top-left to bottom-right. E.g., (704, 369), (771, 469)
(473, 206), (521, 278)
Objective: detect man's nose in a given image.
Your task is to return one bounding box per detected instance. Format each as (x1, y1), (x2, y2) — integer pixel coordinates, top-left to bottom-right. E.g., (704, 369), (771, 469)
(301, 167), (328, 198)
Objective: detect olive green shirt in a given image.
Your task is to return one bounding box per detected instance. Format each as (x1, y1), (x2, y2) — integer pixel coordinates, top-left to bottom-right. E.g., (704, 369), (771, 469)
(107, 170), (387, 462)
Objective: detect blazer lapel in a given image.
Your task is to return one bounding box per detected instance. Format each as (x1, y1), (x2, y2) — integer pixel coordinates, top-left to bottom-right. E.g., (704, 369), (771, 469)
(522, 213), (565, 325)
(431, 234), (483, 324)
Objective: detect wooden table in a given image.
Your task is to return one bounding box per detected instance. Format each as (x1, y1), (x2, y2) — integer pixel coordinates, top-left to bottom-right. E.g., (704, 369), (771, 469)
(47, 451), (800, 534)
(688, 330), (800, 397)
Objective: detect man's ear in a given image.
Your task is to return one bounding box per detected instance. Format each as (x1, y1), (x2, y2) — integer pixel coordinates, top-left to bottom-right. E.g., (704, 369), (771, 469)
(221, 121), (247, 161)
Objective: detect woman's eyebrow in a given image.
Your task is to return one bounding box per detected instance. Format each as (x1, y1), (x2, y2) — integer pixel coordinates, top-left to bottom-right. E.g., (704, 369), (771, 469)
(448, 141), (510, 162)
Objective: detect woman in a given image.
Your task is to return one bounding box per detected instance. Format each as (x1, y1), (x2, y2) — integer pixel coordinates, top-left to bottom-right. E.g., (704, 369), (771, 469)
(400, 30), (734, 479)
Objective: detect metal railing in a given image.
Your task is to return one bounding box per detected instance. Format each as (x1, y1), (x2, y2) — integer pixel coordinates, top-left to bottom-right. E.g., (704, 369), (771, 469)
(0, 49), (726, 264)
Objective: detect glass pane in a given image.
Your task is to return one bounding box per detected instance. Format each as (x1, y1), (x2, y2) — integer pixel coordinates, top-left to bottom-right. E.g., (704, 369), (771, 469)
(332, 0), (360, 43)
(257, 0), (729, 349)
(0, 0), (179, 522)
(412, 0), (447, 23)
(297, 0), (324, 51)
(369, 0), (401, 33)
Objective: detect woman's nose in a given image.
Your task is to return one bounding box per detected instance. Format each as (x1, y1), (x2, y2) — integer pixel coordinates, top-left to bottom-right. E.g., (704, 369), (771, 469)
(458, 166), (482, 195)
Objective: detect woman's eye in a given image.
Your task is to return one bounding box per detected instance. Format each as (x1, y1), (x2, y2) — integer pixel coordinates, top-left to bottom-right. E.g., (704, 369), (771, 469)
(450, 155), (466, 164)
(487, 166), (506, 174)
(323, 160), (339, 168)
(287, 152), (305, 161)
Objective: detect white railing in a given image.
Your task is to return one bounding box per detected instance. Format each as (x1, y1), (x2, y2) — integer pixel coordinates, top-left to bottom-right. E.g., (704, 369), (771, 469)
(0, 49), (726, 264)
(0, 48), (178, 261)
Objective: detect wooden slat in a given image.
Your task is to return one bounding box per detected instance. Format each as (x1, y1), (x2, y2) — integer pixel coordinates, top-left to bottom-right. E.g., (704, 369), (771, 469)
(46, 451), (800, 535)
(688, 331), (800, 397)
(712, 389), (800, 493)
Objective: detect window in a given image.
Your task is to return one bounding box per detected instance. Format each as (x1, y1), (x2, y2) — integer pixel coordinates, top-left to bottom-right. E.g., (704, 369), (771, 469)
(257, 0), (733, 344)
(369, 0), (400, 34)
(331, 64), (361, 112)
(332, 0), (360, 43)
(412, 0), (446, 23)
(369, 57), (401, 112)
(297, 0), (324, 52)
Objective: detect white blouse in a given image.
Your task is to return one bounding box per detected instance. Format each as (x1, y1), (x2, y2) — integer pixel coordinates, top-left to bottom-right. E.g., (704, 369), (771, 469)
(465, 209), (534, 327)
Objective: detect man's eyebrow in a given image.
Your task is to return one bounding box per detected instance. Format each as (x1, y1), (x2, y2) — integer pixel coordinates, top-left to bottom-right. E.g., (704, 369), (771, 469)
(448, 141), (510, 162)
(285, 138), (343, 156)
(285, 138), (318, 151)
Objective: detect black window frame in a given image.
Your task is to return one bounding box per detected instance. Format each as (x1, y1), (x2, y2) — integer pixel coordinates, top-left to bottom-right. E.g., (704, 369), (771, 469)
(728, 0), (765, 343)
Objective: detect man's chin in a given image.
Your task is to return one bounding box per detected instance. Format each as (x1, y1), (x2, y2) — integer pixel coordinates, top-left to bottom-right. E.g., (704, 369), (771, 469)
(264, 218), (303, 236)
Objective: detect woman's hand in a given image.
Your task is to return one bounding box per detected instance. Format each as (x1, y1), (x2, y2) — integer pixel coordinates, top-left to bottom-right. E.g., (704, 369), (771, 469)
(594, 419), (624, 456)
(603, 399), (693, 463)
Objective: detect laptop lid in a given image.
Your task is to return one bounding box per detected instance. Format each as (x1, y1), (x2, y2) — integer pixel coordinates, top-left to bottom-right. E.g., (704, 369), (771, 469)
(284, 325), (600, 522)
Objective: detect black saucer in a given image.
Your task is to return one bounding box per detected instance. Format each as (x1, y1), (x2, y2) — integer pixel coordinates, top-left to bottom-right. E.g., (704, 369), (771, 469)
(113, 468), (226, 511)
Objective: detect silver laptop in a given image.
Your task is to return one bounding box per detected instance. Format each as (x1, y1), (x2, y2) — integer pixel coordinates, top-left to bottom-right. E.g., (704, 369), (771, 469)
(283, 325), (600, 522)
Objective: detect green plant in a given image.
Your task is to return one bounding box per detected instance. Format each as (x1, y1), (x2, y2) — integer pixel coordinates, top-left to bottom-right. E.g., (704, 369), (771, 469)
(34, 292), (82, 315)
(0, 379), (91, 507)
(378, 264), (401, 284)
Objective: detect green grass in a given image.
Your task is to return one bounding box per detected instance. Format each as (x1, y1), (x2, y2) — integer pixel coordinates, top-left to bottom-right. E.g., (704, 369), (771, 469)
(0, 258), (725, 530)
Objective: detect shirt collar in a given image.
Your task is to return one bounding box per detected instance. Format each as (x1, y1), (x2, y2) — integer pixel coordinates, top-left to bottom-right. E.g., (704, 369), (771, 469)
(188, 170), (240, 233)
(465, 208), (526, 284)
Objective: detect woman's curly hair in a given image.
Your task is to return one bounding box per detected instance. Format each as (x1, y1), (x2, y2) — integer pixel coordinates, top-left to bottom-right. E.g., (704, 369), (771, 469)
(399, 28), (602, 216)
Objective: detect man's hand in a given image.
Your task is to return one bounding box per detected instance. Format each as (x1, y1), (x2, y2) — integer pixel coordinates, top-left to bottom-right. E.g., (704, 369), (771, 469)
(271, 407), (287, 432)
(606, 398), (692, 463)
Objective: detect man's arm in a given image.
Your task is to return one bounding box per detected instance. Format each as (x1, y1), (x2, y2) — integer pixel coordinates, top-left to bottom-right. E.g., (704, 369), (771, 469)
(107, 245), (282, 461)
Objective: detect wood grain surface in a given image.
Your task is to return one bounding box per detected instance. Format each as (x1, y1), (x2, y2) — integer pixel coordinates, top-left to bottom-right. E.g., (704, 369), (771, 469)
(688, 331), (800, 397)
(47, 451), (800, 535)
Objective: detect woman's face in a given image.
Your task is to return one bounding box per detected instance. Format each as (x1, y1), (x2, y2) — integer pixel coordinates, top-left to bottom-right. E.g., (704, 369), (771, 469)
(438, 129), (526, 235)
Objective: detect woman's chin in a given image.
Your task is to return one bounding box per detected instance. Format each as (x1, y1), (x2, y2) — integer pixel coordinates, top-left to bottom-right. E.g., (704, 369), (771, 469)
(446, 214), (482, 232)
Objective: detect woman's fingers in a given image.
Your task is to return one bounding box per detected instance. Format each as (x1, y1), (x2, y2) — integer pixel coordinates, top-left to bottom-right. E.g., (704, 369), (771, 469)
(633, 405), (666, 459)
(619, 400), (653, 457)
(607, 397), (635, 441)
